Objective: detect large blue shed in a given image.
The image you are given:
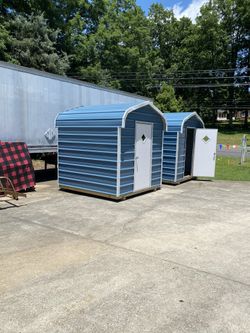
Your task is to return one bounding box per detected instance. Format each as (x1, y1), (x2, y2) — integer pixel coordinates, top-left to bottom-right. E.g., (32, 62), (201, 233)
(55, 102), (167, 199)
(162, 112), (205, 184)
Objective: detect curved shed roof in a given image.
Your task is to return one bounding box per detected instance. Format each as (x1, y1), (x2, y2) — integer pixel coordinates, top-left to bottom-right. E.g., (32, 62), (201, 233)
(163, 112), (204, 133)
(56, 101), (167, 130)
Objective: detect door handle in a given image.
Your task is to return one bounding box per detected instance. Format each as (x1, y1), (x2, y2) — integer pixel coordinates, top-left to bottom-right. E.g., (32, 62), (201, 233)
(135, 156), (139, 171)
(213, 152), (216, 160)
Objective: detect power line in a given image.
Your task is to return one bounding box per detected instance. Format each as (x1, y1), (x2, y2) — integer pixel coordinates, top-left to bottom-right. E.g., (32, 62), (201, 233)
(200, 106), (250, 109)
(68, 68), (250, 75)
(148, 82), (250, 88)
(109, 77), (250, 81)
(68, 73), (250, 82)
(68, 73), (250, 79)
(175, 83), (250, 88)
(69, 76), (250, 84)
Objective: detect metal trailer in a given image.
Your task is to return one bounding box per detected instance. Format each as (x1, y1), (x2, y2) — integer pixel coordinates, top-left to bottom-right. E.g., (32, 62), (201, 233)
(0, 61), (149, 153)
(162, 112), (218, 184)
(55, 102), (167, 200)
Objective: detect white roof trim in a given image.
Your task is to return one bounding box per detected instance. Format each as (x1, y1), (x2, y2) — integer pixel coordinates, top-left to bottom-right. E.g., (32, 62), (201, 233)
(122, 101), (167, 130)
(180, 112), (205, 133)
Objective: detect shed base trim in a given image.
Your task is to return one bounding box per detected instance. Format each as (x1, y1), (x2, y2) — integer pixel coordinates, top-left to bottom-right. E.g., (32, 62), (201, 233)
(163, 175), (194, 185)
(59, 185), (161, 201)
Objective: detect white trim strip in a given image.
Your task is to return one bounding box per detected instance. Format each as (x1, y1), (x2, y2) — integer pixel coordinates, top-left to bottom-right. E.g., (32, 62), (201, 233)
(116, 127), (121, 197)
(180, 112), (205, 133)
(122, 101), (167, 130)
(160, 130), (164, 185)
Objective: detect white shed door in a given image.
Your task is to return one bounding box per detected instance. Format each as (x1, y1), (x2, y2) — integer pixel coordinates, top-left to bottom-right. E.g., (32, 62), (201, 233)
(192, 129), (218, 177)
(134, 122), (153, 191)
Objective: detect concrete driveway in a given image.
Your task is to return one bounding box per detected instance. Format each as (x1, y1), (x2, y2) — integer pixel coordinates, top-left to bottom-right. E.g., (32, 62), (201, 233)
(0, 180), (250, 333)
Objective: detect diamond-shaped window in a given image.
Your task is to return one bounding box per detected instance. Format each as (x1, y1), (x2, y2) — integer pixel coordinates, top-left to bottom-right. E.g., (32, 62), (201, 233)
(141, 134), (146, 142)
(202, 135), (210, 143)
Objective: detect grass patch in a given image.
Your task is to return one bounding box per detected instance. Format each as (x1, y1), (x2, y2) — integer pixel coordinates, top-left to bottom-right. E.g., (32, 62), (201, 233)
(215, 156), (250, 181)
(206, 121), (250, 145)
(218, 130), (249, 146)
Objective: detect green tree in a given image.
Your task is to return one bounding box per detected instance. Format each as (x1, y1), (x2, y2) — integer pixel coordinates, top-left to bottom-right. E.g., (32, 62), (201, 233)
(155, 83), (183, 112)
(177, 4), (228, 123)
(73, 0), (157, 95)
(6, 13), (69, 74)
(196, 0), (250, 127)
(170, 17), (195, 71)
(148, 4), (177, 69)
(0, 0), (100, 68)
(215, 0), (250, 127)
(0, 0), (248, 123)
(190, 3), (227, 69)
(0, 21), (10, 61)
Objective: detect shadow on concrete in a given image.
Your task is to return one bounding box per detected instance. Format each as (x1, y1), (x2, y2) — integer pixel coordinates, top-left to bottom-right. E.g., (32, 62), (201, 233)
(195, 178), (213, 182)
(0, 199), (22, 210)
(60, 187), (160, 203)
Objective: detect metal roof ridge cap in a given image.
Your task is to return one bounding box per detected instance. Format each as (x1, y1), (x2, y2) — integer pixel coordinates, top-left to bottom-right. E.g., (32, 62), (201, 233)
(180, 111), (205, 133)
(121, 101), (167, 130)
(54, 105), (85, 127)
(193, 111), (205, 129)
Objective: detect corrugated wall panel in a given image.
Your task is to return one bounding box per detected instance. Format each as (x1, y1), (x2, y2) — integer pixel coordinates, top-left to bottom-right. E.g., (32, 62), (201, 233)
(57, 126), (118, 195)
(163, 112), (204, 183)
(176, 132), (186, 181)
(162, 132), (178, 181)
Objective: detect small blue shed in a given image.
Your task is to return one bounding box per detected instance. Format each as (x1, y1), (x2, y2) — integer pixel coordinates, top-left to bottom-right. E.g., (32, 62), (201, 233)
(55, 102), (167, 199)
(162, 112), (205, 184)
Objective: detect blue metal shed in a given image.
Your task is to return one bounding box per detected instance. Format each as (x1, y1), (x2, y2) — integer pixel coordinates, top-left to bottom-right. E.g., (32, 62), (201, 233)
(55, 101), (167, 199)
(162, 112), (205, 184)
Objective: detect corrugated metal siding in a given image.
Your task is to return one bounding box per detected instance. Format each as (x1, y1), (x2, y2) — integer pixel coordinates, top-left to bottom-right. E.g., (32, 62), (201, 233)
(56, 104), (130, 196)
(56, 103), (165, 197)
(120, 105), (164, 195)
(57, 127), (118, 195)
(176, 132), (186, 181)
(0, 62), (148, 151)
(162, 132), (178, 182)
(162, 112), (204, 182)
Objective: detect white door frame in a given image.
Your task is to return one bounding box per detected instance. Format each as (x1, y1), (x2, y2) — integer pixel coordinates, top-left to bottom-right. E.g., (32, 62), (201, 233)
(133, 121), (153, 192)
(191, 129), (196, 176)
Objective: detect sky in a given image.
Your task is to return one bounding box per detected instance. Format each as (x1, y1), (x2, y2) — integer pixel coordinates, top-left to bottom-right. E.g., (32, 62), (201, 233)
(136, 0), (207, 22)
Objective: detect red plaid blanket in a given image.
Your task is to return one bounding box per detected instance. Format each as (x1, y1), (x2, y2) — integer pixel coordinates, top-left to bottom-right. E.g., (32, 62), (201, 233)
(0, 142), (35, 191)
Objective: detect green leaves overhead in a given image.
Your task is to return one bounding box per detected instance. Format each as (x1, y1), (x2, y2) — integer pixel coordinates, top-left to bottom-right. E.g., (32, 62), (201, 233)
(0, 0), (249, 120)
(155, 83), (184, 112)
(6, 13), (69, 74)
(0, 22), (10, 61)
(73, 0), (153, 93)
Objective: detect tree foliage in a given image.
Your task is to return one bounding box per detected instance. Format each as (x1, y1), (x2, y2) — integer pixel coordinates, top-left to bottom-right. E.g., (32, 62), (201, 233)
(155, 83), (183, 112)
(5, 13), (69, 74)
(0, 0), (249, 121)
(0, 22), (10, 61)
